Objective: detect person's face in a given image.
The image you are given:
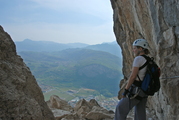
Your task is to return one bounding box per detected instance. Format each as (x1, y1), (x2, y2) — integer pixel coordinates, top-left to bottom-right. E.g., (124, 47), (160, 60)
(133, 46), (142, 57)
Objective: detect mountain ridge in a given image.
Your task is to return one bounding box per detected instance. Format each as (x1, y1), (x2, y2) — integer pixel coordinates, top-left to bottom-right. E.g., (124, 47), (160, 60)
(15, 39), (122, 58)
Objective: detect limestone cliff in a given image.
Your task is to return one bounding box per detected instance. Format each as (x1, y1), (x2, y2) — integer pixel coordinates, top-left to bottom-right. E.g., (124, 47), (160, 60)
(110, 0), (179, 120)
(0, 26), (55, 120)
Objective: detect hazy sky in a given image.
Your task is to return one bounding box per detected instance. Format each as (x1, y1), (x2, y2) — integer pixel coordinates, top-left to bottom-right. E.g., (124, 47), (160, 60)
(0, 0), (116, 45)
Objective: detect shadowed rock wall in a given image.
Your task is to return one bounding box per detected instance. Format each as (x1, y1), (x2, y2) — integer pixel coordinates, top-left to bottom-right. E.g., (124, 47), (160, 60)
(110, 0), (179, 119)
(0, 26), (55, 120)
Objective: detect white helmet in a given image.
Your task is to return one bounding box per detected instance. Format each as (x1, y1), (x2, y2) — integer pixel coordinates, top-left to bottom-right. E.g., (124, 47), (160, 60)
(133, 39), (149, 49)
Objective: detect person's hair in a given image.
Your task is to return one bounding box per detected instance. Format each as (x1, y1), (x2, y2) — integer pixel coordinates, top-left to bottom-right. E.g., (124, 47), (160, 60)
(136, 46), (150, 55)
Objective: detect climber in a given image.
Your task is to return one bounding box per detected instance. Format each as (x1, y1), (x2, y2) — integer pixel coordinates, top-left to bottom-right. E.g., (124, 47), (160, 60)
(114, 39), (150, 120)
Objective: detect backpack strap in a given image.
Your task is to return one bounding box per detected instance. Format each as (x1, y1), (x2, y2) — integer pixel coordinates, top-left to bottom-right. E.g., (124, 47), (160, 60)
(139, 55), (149, 70)
(137, 55), (149, 81)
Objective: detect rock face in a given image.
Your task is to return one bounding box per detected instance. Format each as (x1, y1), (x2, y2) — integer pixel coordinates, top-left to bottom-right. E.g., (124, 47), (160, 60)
(47, 95), (114, 120)
(110, 0), (179, 120)
(0, 26), (55, 120)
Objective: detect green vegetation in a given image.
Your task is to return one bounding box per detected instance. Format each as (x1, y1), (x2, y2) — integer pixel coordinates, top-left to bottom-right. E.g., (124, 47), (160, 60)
(43, 89), (74, 101)
(19, 48), (122, 97)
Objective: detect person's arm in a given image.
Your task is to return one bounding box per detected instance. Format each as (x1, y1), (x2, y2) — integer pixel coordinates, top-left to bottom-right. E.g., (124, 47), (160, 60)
(125, 67), (139, 90)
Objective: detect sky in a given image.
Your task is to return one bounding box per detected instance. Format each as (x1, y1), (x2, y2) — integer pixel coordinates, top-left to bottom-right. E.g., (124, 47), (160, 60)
(0, 0), (116, 45)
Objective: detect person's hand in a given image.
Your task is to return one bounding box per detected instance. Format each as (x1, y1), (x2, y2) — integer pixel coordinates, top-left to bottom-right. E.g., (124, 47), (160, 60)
(122, 89), (129, 98)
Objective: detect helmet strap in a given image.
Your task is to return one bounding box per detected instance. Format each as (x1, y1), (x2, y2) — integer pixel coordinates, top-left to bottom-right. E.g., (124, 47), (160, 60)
(137, 48), (144, 56)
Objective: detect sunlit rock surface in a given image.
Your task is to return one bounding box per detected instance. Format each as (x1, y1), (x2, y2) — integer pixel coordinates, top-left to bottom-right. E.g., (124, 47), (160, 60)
(110, 0), (179, 119)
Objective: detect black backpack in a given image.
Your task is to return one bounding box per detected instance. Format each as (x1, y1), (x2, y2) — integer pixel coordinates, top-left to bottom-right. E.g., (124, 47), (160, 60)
(137, 55), (161, 96)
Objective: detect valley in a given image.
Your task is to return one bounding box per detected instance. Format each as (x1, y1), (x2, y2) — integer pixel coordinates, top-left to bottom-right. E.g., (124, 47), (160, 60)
(15, 40), (122, 111)
(39, 83), (119, 111)
(18, 48), (122, 97)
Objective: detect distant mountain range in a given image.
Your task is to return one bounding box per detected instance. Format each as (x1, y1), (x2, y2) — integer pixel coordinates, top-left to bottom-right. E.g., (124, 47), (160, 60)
(15, 39), (89, 52)
(15, 39), (123, 97)
(15, 39), (122, 58)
